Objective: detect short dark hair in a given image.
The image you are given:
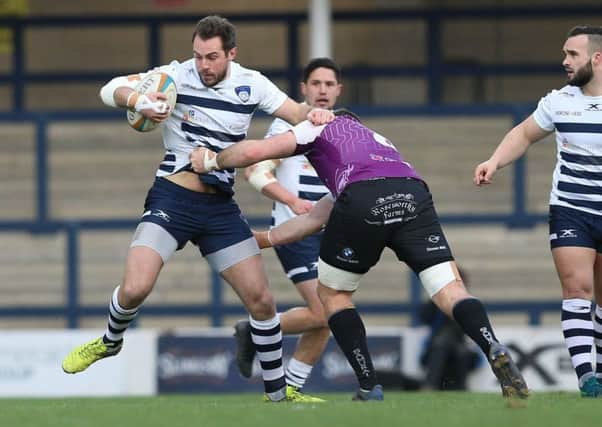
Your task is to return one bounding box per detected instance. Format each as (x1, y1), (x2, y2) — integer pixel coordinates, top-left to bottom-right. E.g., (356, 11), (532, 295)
(302, 57), (342, 83)
(192, 15), (236, 52)
(333, 108), (360, 123)
(567, 25), (602, 53)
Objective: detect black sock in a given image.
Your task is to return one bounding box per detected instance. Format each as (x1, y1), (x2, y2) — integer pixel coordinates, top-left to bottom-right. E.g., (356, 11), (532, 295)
(452, 298), (498, 355)
(328, 308), (377, 390)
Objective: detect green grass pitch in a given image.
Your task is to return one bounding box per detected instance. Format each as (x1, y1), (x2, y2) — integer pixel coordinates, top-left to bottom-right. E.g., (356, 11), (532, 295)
(2, 391), (598, 427)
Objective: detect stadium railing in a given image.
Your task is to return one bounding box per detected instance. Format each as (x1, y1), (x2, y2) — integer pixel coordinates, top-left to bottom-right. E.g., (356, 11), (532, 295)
(1, 7), (593, 328)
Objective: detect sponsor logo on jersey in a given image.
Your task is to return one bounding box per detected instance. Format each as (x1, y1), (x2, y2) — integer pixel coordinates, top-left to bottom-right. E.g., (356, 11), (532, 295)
(183, 109), (196, 122)
(555, 110), (581, 117)
(585, 103), (601, 111)
(369, 153), (398, 162)
(558, 91), (575, 97)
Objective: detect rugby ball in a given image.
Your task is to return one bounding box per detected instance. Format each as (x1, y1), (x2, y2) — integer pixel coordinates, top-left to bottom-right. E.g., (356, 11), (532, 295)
(126, 72), (177, 132)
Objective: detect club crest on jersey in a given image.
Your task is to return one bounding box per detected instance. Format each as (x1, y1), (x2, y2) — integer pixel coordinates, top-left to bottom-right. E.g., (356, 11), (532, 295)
(235, 85), (251, 102)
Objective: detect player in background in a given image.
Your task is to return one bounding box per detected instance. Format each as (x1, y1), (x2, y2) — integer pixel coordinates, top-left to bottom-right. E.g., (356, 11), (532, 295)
(61, 15), (332, 403)
(190, 109), (530, 401)
(233, 58), (342, 394)
(475, 25), (602, 397)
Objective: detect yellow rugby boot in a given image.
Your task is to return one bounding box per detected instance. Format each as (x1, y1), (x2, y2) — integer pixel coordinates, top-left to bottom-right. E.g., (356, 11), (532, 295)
(264, 385), (326, 403)
(62, 337), (122, 374)
(284, 385), (326, 403)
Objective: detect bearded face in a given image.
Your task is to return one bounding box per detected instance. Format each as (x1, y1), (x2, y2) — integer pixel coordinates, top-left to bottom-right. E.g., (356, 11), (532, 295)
(567, 58), (594, 87)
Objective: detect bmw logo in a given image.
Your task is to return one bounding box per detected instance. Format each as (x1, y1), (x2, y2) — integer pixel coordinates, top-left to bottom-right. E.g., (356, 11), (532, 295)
(341, 247), (355, 258)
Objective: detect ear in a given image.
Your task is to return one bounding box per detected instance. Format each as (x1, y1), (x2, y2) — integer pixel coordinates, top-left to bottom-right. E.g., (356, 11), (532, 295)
(300, 82), (307, 97)
(227, 46), (238, 60)
(335, 83), (343, 97)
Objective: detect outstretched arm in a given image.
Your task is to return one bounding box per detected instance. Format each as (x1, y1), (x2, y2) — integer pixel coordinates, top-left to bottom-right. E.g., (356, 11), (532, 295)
(190, 130), (298, 173)
(273, 98), (312, 125)
(273, 98), (333, 126)
(474, 115), (551, 186)
(254, 194), (335, 248)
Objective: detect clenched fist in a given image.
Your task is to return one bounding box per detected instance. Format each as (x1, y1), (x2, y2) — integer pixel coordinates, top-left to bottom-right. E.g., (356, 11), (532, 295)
(190, 146), (220, 173)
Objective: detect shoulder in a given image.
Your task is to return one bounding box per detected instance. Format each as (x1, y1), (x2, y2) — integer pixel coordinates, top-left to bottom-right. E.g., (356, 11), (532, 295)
(541, 85), (580, 103)
(227, 62), (276, 93)
(153, 59), (193, 85)
(230, 61), (266, 82)
(176, 59), (198, 78)
(176, 58), (195, 70)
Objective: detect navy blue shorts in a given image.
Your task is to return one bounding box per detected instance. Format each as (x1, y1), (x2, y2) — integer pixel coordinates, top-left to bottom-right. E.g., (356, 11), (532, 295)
(274, 232), (321, 284)
(140, 177), (253, 256)
(549, 205), (602, 252)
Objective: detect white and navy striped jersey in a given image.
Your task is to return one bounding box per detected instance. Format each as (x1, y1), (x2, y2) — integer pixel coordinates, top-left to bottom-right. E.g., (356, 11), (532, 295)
(264, 118), (329, 227)
(144, 59), (287, 194)
(533, 85), (602, 216)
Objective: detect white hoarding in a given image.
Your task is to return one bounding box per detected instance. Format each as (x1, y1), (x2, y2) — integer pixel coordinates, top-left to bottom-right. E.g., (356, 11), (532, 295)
(467, 327), (578, 392)
(0, 330), (156, 397)
(0, 326), (579, 396)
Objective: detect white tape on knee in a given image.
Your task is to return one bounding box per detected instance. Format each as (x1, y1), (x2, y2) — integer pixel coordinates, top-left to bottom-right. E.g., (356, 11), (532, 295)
(419, 261), (456, 297)
(317, 258), (363, 291)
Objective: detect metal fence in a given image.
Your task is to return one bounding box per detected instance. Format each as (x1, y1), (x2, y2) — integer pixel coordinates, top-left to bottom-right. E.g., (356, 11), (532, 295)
(2, 7), (592, 326)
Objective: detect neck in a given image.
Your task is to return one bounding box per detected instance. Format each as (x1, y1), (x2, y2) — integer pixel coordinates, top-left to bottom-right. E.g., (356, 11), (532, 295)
(581, 73), (602, 96)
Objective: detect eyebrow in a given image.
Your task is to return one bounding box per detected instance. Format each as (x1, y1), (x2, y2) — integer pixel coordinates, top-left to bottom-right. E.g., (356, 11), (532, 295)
(309, 78), (337, 83)
(193, 50), (220, 57)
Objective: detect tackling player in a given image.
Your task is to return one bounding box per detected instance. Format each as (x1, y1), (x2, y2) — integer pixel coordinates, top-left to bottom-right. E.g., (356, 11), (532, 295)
(190, 109), (530, 401)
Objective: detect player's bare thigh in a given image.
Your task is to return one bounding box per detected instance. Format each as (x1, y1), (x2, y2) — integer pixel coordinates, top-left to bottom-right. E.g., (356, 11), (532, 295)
(552, 246), (596, 299)
(297, 279), (325, 313)
(292, 278), (327, 329)
(221, 253), (275, 320)
(120, 246), (164, 308)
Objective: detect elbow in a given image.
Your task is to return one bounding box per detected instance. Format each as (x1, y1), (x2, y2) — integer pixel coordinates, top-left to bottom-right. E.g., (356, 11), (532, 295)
(99, 84), (115, 107)
(99, 78), (121, 108)
(99, 75), (134, 108)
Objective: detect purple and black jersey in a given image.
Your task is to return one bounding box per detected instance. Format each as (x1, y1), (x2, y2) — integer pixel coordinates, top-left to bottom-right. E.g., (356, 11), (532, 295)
(291, 116), (422, 198)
